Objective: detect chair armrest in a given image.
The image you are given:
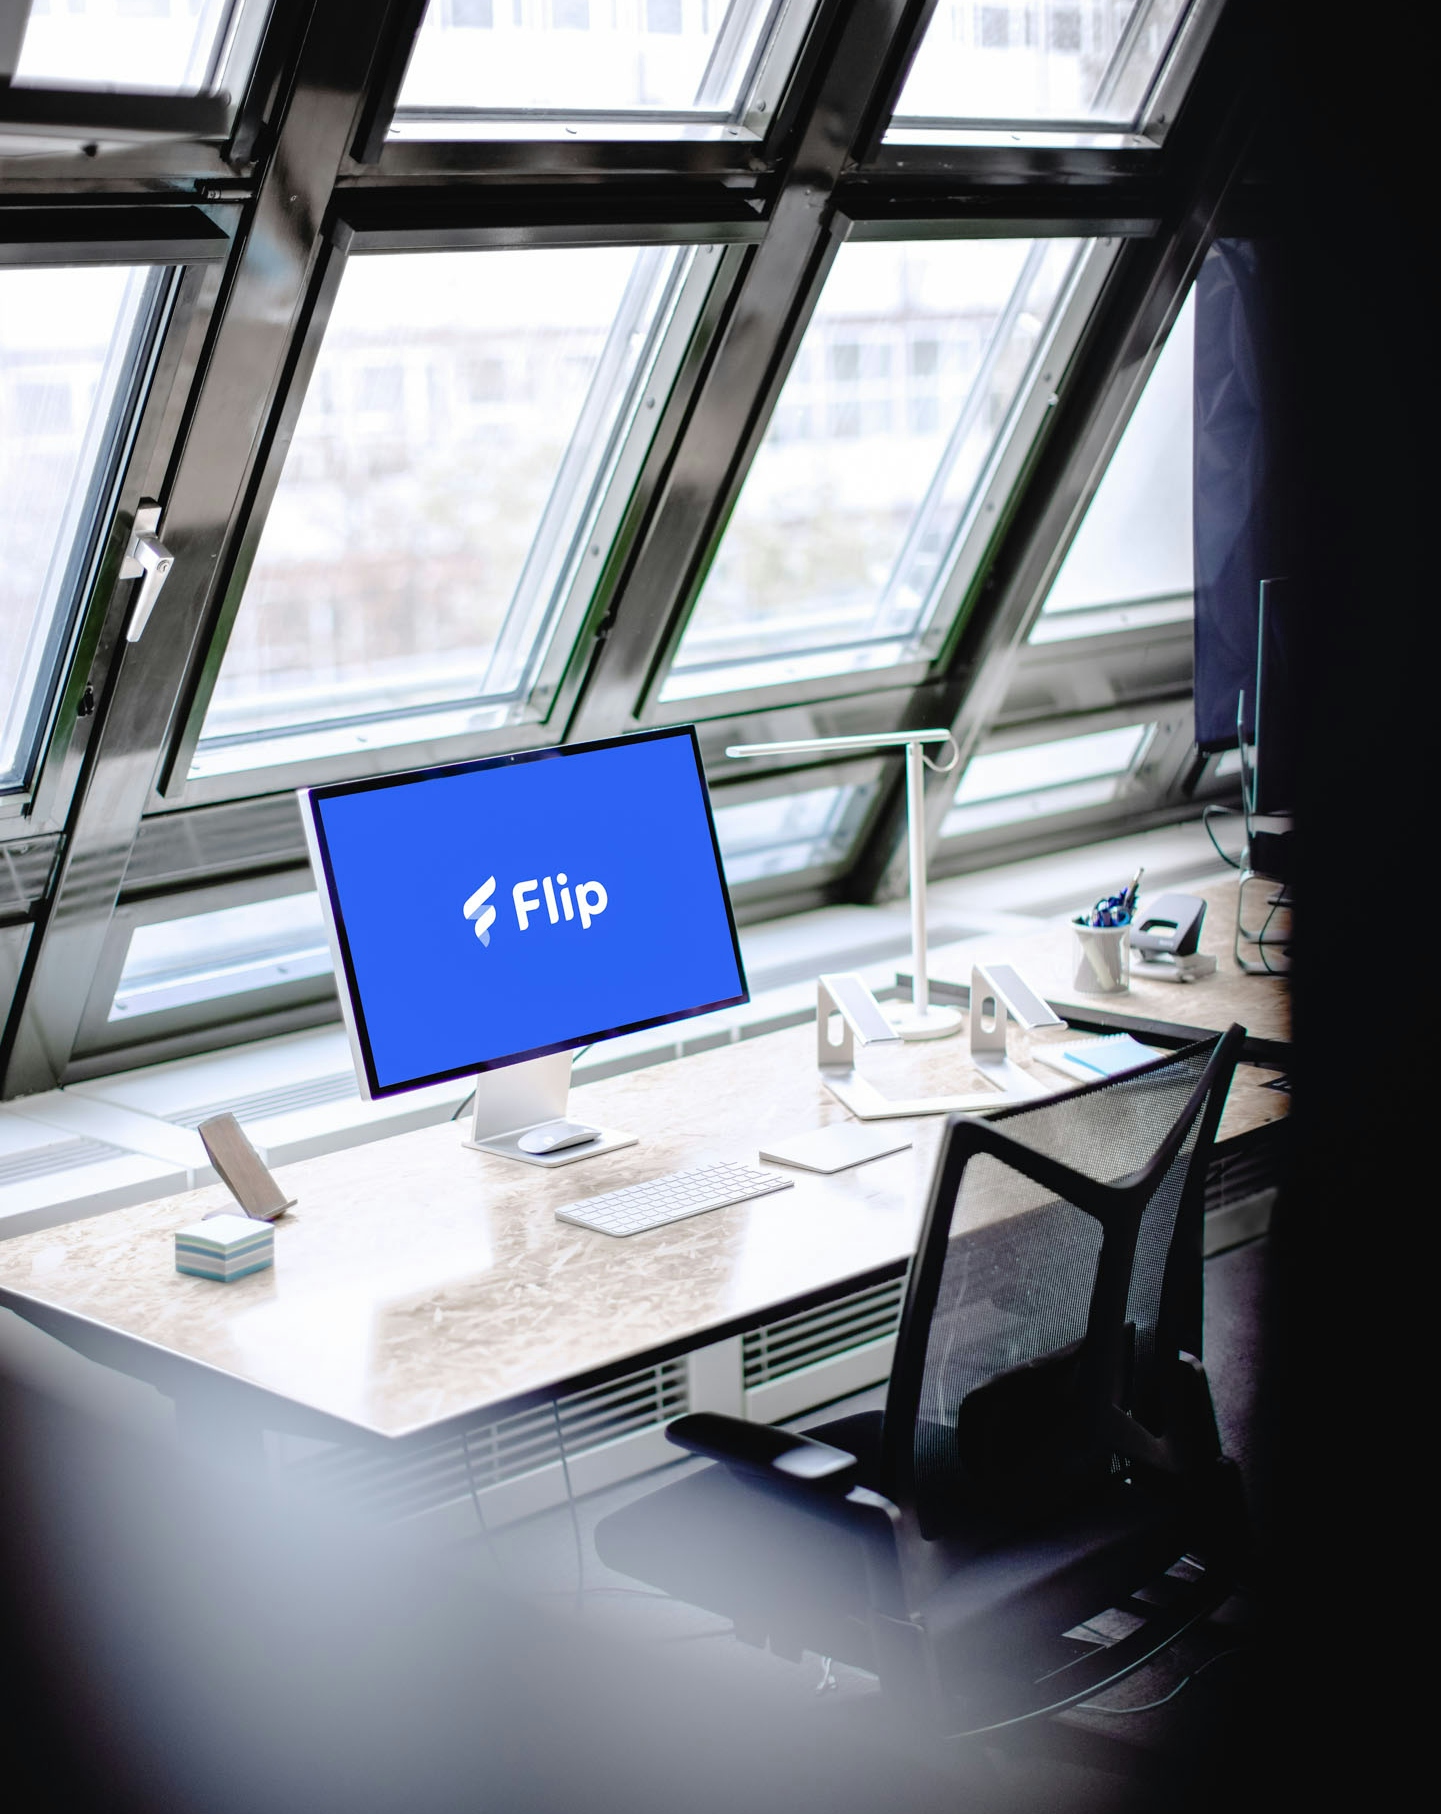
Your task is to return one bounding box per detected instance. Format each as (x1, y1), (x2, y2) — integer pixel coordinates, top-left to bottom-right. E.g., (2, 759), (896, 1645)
(666, 1412), (859, 1493)
(669, 1416), (911, 1619)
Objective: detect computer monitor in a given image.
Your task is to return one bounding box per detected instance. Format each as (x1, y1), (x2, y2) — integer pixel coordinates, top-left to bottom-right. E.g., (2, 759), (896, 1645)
(300, 727), (747, 1166)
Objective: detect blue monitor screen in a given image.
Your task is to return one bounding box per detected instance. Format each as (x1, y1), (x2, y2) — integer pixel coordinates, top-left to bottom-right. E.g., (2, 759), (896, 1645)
(302, 728), (747, 1097)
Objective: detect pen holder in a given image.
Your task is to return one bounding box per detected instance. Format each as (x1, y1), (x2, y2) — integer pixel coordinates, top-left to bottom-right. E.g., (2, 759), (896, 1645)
(1071, 921), (1130, 994)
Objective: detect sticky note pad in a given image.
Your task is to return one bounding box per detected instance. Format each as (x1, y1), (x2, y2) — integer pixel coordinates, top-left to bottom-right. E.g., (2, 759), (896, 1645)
(1034, 1033), (1164, 1085)
(1063, 1033), (1164, 1077)
(175, 1213), (273, 1282)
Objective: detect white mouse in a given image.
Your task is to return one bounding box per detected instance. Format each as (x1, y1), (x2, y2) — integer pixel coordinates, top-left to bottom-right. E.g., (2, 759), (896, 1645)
(517, 1120), (601, 1156)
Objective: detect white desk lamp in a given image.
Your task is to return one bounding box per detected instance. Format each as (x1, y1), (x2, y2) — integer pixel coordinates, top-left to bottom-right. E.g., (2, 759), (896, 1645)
(725, 728), (963, 1040)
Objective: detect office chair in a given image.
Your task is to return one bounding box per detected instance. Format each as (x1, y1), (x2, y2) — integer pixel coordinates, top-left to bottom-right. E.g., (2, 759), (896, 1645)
(596, 1029), (1247, 1733)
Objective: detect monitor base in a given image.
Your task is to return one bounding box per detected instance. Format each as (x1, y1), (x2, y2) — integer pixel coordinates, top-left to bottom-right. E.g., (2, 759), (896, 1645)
(466, 1126), (637, 1168)
(460, 1050), (636, 1168)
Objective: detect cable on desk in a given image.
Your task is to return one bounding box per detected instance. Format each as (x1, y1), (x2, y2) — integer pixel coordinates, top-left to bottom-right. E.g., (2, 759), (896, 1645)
(1202, 804), (1244, 869)
(1080, 1644), (1249, 1715)
(1256, 895), (1285, 975)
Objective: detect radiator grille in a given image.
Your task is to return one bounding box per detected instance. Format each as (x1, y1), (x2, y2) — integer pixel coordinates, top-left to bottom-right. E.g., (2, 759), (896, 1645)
(168, 1071), (359, 1128)
(0, 1135), (127, 1188)
(743, 1275), (905, 1390)
(290, 1359), (687, 1523)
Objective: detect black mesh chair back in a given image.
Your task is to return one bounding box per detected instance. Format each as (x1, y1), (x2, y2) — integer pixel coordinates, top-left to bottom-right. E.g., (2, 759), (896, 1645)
(882, 1030), (1241, 1536)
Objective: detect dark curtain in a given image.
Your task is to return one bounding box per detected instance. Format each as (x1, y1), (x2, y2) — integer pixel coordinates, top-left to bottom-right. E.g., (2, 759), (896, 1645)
(1191, 237), (1288, 753)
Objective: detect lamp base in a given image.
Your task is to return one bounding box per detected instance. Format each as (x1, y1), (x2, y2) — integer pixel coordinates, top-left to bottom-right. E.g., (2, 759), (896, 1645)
(885, 1002), (964, 1041)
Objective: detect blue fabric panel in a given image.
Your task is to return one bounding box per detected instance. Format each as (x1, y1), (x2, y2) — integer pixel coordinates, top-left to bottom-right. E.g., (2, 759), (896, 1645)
(1192, 239), (1285, 751)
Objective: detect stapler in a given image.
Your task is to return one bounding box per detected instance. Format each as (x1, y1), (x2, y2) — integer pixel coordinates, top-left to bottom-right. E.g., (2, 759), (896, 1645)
(1130, 893), (1217, 982)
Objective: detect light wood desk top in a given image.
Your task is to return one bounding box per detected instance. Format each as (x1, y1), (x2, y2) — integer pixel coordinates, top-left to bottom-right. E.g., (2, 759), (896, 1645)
(0, 1013), (1282, 1446)
(920, 877), (1291, 1052)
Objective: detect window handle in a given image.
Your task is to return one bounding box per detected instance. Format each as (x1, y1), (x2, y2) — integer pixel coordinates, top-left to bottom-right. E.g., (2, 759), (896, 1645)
(120, 502), (173, 643)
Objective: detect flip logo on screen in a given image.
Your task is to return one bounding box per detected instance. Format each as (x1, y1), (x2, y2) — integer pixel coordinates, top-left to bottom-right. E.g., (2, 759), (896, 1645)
(462, 873), (608, 944)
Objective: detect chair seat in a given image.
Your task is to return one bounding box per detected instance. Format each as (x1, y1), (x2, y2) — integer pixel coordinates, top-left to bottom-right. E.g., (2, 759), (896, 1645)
(913, 1479), (1190, 1676)
(596, 1450), (882, 1668)
(598, 1034), (1247, 1728)
(596, 1416), (1238, 1702)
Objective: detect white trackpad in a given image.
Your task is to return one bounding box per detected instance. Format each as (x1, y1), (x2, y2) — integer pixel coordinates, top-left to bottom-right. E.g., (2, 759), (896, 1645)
(758, 1123), (911, 1174)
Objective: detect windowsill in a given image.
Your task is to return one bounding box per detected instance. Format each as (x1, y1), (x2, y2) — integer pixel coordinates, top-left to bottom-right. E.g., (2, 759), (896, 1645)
(189, 699), (525, 780)
(881, 126), (1154, 152)
(658, 638), (918, 703)
(386, 115), (762, 145)
(1027, 596), (1193, 644)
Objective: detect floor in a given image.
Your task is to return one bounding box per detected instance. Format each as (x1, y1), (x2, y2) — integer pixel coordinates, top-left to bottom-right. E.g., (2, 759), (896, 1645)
(431, 1236), (1272, 1812)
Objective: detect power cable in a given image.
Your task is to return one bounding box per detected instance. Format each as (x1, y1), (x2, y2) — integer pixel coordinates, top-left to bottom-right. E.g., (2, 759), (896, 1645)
(1202, 804), (1244, 869)
(1082, 1645), (1249, 1715)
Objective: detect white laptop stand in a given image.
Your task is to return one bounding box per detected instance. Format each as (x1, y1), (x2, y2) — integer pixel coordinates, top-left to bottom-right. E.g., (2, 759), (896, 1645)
(816, 967), (1059, 1121)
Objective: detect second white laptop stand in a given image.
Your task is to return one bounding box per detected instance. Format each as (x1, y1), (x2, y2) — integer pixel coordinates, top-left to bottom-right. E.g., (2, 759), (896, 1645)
(816, 968), (1061, 1120)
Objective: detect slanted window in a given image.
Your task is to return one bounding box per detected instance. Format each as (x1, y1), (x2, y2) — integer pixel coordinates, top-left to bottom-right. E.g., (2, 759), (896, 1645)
(659, 234), (1101, 704)
(1030, 290), (1194, 642)
(646, 0), (683, 33)
(394, 0), (785, 122)
(1, 264), (161, 792)
(940, 722), (1153, 839)
(109, 893), (331, 1024)
(191, 242), (717, 778)
(891, 0), (1197, 133)
(11, 0), (256, 92)
(712, 780), (877, 888)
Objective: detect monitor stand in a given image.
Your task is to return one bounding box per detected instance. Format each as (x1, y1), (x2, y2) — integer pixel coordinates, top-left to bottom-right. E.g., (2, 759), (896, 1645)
(461, 1051), (637, 1169)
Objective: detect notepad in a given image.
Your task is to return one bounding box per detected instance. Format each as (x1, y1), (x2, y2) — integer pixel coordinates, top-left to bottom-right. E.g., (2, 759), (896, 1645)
(175, 1213), (274, 1282)
(1032, 1034), (1165, 1085)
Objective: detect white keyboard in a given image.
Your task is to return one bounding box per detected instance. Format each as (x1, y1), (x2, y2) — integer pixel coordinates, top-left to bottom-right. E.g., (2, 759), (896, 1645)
(555, 1161), (793, 1237)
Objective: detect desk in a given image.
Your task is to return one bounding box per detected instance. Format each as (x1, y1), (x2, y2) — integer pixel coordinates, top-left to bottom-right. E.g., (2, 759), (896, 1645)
(0, 1008), (1283, 1470)
(911, 877), (1291, 1062)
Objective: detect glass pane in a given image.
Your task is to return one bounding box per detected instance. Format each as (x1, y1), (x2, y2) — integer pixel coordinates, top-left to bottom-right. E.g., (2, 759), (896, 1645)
(662, 237), (1083, 702)
(194, 244), (695, 772)
(395, 0), (778, 118)
(13, 0), (242, 93)
(110, 893), (330, 1022)
(1031, 289), (1192, 641)
(712, 782), (873, 886)
(1, 264), (155, 790)
(891, 0), (1191, 129)
(940, 722), (1151, 837)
